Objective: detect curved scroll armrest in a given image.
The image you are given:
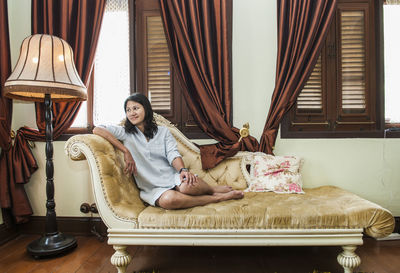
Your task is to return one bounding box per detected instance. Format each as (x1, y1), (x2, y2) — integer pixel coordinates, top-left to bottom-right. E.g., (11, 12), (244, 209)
(65, 134), (146, 228)
(65, 134), (114, 161)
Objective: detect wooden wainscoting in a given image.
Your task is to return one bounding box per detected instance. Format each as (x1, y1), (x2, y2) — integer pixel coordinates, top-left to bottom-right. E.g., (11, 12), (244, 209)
(17, 216), (107, 238)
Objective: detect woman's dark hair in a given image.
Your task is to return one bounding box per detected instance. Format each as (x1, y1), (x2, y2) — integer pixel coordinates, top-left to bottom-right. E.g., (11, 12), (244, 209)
(124, 93), (158, 139)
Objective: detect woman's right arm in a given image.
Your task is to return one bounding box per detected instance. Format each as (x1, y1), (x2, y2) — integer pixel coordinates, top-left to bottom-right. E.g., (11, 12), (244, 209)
(93, 127), (137, 175)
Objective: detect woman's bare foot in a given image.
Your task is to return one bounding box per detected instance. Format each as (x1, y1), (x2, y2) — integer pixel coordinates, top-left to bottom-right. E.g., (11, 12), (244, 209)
(213, 185), (233, 193)
(214, 190), (244, 202)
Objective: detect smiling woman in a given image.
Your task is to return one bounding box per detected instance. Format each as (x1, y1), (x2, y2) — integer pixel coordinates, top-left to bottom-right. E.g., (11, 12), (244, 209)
(92, 93), (243, 209)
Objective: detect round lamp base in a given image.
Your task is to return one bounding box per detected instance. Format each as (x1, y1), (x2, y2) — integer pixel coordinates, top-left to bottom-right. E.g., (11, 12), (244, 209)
(27, 232), (77, 258)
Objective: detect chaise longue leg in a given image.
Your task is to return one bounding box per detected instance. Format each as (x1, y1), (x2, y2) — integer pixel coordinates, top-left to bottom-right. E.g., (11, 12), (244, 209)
(337, 245), (361, 273)
(111, 245), (132, 273)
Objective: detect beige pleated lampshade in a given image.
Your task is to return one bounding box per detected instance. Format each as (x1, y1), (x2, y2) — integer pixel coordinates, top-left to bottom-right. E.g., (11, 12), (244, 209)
(3, 34), (87, 102)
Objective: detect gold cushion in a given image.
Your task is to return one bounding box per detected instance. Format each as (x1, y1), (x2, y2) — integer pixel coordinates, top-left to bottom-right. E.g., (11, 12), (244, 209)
(138, 185), (394, 238)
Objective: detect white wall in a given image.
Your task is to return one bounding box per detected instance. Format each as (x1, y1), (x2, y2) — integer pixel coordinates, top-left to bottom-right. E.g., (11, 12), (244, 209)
(7, 0), (400, 218)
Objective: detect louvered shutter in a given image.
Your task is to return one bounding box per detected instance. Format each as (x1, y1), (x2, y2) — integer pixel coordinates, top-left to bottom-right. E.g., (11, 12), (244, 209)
(335, 3), (377, 132)
(339, 10), (366, 114)
(297, 55), (323, 113)
(287, 52), (329, 132)
(146, 16), (171, 111)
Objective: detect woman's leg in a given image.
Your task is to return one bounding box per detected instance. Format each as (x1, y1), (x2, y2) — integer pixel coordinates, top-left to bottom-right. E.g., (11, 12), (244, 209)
(156, 189), (243, 210)
(177, 177), (233, 196)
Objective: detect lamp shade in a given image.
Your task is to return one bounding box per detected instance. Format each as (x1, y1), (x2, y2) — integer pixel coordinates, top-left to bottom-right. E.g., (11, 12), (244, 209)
(3, 34), (87, 102)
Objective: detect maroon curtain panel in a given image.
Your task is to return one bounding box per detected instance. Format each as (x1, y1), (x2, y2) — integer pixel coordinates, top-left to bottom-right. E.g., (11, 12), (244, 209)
(160, 0), (259, 169)
(259, 0), (337, 154)
(0, 0), (11, 150)
(0, 0), (36, 223)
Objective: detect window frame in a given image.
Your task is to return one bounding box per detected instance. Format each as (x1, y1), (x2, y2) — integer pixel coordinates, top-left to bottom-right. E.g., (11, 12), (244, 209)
(281, 0), (385, 139)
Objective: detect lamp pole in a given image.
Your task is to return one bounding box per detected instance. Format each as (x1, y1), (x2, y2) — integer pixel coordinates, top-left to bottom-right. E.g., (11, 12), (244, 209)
(27, 94), (77, 258)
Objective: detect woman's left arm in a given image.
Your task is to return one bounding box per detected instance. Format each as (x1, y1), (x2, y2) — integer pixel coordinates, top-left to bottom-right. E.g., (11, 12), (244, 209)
(164, 128), (197, 185)
(172, 157), (197, 186)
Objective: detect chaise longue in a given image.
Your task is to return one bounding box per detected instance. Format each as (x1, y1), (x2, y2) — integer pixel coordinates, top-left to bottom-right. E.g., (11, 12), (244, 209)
(65, 113), (395, 273)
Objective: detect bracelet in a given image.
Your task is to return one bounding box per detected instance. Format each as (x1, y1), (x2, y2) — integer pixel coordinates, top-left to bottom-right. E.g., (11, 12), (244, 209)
(179, 167), (188, 174)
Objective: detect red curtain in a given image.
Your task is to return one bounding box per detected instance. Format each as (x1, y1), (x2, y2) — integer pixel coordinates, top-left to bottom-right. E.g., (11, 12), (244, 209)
(160, 0), (259, 169)
(259, 0), (337, 154)
(0, 0), (36, 223)
(0, 0), (11, 150)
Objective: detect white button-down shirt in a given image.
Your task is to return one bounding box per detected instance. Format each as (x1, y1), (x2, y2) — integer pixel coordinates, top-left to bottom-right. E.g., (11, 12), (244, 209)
(98, 124), (182, 205)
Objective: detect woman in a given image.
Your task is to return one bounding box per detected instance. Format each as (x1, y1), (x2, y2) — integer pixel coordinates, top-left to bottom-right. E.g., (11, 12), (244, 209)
(93, 93), (243, 209)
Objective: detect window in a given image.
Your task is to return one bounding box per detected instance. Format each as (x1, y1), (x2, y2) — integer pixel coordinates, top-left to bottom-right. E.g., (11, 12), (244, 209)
(70, 0), (227, 138)
(384, 3), (400, 126)
(71, 0), (130, 132)
(135, 0), (209, 138)
(282, 0), (384, 138)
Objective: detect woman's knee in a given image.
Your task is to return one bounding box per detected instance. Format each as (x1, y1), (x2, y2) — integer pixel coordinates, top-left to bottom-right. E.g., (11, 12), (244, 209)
(157, 190), (181, 209)
(178, 179), (212, 196)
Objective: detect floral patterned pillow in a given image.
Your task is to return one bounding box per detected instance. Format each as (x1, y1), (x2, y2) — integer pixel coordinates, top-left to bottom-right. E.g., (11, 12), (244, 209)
(245, 153), (304, 194)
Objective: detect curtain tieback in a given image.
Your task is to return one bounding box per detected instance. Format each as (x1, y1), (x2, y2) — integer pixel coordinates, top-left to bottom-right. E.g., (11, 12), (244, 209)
(28, 140), (35, 149)
(238, 122), (250, 142)
(13, 129), (35, 149)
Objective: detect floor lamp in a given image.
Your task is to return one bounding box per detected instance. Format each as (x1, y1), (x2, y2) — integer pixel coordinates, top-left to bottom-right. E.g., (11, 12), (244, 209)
(3, 34), (87, 257)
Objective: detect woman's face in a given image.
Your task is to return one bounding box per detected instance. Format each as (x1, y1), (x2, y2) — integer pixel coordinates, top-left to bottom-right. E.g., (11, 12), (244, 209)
(126, 100), (146, 128)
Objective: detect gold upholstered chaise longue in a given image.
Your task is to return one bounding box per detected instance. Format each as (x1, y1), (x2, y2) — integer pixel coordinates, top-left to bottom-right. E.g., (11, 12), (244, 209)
(65, 113), (395, 273)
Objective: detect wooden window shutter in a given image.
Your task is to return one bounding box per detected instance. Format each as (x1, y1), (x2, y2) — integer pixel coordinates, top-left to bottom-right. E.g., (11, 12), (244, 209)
(335, 2), (377, 131)
(339, 10), (366, 114)
(287, 52), (330, 132)
(296, 55), (323, 113)
(146, 16), (172, 112)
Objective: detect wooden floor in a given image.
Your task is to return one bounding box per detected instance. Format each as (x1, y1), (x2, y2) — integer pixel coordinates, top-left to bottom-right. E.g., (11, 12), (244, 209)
(0, 234), (399, 273)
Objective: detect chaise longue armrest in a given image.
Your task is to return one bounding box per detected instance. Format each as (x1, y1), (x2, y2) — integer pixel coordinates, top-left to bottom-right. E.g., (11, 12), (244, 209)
(65, 134), (146, 228)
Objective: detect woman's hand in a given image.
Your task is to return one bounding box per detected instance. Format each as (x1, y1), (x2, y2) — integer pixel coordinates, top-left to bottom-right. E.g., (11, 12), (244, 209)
(123, 150), (137, 175)
(180, 170), (198, 186)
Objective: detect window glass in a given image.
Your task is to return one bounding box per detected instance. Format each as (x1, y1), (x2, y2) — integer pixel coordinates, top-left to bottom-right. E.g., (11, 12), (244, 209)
(384, 5), (400, 124)
(72, 0), (130, 127)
